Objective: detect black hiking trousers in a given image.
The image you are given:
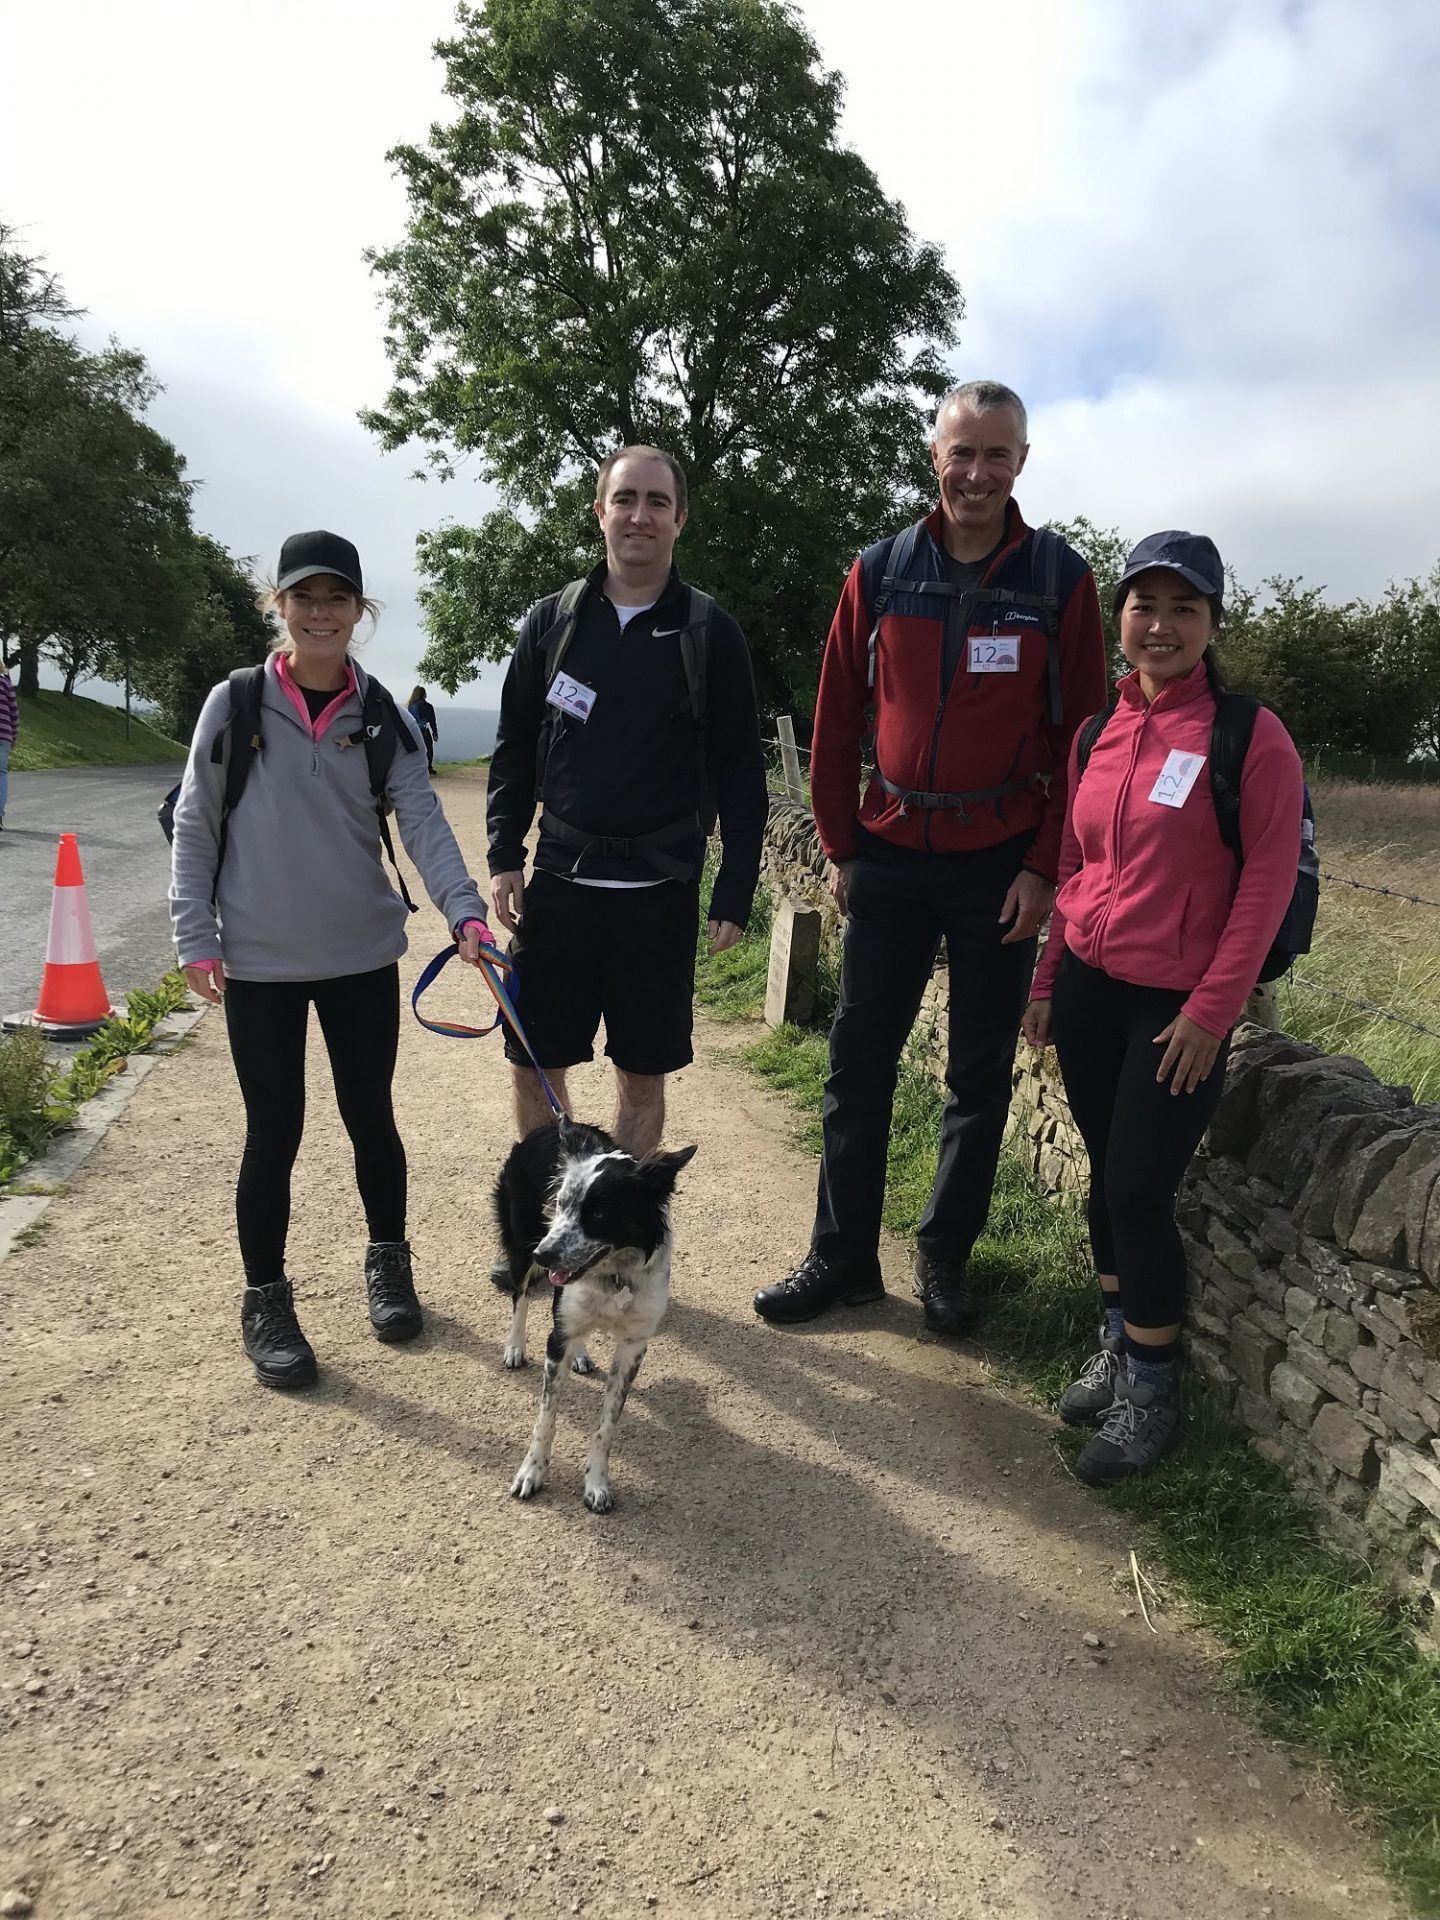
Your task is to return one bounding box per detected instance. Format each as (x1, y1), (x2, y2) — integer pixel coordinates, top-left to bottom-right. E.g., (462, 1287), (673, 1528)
(811, 833), (1037, 1272)
(1050, 949), (1231, 1329)
(223, 963), (406, 1287)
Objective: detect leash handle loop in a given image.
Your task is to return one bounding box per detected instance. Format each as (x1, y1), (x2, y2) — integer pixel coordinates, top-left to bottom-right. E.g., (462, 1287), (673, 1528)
(411, 943), (566, 1118)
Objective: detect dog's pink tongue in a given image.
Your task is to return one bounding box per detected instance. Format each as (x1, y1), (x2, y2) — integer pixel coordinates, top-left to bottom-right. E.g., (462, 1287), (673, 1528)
(547, 1268), (569, 1288)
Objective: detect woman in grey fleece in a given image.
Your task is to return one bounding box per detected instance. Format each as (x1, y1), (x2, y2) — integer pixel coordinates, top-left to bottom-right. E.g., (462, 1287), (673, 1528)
(169, 530), (491, 1391)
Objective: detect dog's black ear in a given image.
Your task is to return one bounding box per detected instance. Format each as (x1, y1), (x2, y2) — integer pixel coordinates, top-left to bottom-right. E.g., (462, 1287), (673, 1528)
(639, 1142), (698, 1196)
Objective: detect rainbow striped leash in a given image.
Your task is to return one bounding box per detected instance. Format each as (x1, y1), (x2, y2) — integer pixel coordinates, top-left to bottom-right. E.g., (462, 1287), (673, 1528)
(411, 941), (565, 1118)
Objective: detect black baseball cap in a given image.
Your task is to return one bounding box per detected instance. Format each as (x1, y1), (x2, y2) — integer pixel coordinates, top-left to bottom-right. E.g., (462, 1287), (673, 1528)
(1112, 530), (1223, 617)
(276, 530), (364, 596)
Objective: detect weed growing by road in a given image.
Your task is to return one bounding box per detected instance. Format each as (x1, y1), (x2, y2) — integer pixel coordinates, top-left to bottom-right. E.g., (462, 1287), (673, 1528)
(0, 972), (190, 1188)
(0, 1026), (72, 1181)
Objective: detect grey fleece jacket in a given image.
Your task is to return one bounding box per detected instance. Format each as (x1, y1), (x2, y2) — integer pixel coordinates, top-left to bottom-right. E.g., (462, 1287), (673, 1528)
(169, 655), (486, 982)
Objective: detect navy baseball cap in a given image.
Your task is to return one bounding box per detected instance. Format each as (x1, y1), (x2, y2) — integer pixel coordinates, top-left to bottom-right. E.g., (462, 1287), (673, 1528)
(276, 530), (364, 596)
(1112, 530), (1223, 617)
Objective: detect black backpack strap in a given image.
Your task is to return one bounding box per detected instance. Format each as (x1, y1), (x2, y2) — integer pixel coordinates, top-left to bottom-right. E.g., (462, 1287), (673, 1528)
(340, 674), (420, 912)
(1208, 691), (1261, 859)
(866, 520), (927, 691)
(217, 665), (266, 807)
(1073, 702), (1116, 780)
(1034, 526), (1063, 727)
(206, 664), (268, 901)
(535, 578), (593, 801)
(677, 587), (713, 729)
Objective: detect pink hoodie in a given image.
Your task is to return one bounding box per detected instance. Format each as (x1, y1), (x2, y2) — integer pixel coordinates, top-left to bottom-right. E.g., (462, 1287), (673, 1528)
(1030, 664), (1303, 1037)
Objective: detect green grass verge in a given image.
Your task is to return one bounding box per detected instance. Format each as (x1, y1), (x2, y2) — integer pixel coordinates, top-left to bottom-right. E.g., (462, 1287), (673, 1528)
(0, 972), (191, 1186)
(9, 689), (187, 770)
(695, 885), (1440, 1914)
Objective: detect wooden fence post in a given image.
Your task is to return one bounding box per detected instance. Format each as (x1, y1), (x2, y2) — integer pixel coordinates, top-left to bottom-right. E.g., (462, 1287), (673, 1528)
(765, 897), (822, 1027)
(776, 714), (805, 805)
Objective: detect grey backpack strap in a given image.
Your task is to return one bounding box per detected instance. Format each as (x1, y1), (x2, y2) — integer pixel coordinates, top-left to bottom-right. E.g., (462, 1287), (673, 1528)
(541, 577), (590, 685)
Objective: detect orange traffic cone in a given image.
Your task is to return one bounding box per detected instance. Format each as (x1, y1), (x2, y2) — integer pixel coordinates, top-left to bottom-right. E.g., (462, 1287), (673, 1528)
(26, 835), (116, 1038)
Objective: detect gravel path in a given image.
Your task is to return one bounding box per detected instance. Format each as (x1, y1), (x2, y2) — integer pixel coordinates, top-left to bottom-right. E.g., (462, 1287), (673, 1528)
(0, 772), (1396, 1920)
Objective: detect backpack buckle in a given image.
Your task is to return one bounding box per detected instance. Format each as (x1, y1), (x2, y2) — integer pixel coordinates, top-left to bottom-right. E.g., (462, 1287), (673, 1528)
(598, 835), (632, 859)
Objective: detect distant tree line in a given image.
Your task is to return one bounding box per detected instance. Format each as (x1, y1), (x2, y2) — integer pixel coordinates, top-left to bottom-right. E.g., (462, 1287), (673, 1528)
(1055, 517), (1440, 766)
(0, 223), (267, 741)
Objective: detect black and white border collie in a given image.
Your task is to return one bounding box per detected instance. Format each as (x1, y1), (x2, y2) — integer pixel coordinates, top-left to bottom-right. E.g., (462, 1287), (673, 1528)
(492, 1118), (697, 1513)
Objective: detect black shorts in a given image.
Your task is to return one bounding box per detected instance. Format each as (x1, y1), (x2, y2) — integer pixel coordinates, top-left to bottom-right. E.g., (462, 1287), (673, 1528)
(503, 870), (700, 1075)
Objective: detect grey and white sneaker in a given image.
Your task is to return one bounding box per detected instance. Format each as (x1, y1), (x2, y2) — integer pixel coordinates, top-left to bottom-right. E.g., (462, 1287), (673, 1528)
(1075, 1372), (1181, 1486)
(1057, 1335), (1123, 1426)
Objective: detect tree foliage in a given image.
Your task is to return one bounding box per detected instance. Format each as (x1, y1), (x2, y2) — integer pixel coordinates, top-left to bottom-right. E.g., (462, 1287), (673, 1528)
(364, 0), (961, 711)
(0, 225), (197, 697)
(1055, 510), (1440, 765)
(129, 534), (272, 743)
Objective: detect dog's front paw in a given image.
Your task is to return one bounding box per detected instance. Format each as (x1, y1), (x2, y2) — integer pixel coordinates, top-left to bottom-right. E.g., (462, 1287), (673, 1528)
(582, 1480), (614, 1514)
(571, 1349), (597, 1376)
(502, 1344), (529, 1371)
(510, 1459), (547, 1500)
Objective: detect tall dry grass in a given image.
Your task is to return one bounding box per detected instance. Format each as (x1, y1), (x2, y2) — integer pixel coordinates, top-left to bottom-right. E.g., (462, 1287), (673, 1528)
(1281, 780), (1440, 1100)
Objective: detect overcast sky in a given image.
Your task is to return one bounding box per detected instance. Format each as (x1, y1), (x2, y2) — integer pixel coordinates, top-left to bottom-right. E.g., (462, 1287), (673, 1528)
(4, 0), (1437, 709)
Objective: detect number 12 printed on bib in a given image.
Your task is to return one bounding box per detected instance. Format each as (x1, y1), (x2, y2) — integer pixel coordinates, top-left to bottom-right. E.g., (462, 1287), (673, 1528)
(968, 634), (1020, 674)
(546, 673), (596, 722)
(1149, 749), (1206, 809)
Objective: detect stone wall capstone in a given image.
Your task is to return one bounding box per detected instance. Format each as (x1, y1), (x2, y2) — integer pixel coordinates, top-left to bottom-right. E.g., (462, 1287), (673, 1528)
(759, 796), (1440, 1647)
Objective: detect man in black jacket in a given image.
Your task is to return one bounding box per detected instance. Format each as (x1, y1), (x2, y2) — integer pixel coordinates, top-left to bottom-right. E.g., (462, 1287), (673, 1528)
(488, 445), (767, 1155)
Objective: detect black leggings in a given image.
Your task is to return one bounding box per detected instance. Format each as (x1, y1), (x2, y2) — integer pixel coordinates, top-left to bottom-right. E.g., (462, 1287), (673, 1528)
(223, 964), (406, 1286)
(1050, 950), (1230, 1329)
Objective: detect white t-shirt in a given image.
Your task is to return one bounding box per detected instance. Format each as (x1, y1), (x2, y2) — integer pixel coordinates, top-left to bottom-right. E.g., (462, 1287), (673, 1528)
(569, 597), (661, 888)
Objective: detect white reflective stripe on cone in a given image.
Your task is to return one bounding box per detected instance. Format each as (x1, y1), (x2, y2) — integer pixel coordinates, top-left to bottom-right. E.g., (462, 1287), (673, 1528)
(46, 882), (99, 966)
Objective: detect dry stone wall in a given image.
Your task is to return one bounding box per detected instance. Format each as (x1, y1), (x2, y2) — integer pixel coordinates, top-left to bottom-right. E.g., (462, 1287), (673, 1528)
(760, 797), (1440, 1644)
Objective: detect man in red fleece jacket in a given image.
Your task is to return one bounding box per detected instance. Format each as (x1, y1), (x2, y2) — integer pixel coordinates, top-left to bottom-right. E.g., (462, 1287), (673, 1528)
(755, 381), (1108, 1331)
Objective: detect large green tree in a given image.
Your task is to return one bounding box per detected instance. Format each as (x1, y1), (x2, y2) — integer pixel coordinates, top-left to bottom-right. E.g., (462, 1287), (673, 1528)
(130, 534), (271, 743)
(0, 227), (197, 698)
(364, 0), (961, 713)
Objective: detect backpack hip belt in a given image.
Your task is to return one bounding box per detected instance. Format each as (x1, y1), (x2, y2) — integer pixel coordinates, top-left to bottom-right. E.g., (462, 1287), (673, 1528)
(540, 807), (703, 884)
(873, 768), (1045, 820)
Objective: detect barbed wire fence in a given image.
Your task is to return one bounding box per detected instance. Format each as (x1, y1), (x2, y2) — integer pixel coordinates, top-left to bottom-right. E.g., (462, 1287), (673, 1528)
(761, 715), (1440, 1050)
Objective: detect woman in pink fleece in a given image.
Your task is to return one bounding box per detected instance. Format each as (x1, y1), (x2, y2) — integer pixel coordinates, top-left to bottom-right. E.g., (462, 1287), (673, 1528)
(1021, 532), (1302, 1485)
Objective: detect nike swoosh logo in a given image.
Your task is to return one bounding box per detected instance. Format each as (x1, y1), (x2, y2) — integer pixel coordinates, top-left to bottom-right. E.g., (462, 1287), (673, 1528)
(652, 626), (681, 637)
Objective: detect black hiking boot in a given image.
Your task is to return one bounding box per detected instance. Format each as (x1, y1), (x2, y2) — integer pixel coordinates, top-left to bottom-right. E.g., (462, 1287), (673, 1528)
(240, 1279), (317, 1389)
(753, 1250), (885, 1325)
(912, 1251), (979, 1337)
(365, 1240), (423, 1343)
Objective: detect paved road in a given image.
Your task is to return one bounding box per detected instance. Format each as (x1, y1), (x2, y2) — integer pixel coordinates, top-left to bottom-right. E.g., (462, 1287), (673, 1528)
(1, 765), (180, 1020)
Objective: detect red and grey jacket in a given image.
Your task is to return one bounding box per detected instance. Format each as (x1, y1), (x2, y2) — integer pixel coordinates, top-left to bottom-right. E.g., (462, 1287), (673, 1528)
(809, 501), (1108, 880)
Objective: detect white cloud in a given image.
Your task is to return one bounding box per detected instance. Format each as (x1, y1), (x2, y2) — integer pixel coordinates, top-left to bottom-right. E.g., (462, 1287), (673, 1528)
(802, 0), (1440, 596)
(3, 0), (1438, 685)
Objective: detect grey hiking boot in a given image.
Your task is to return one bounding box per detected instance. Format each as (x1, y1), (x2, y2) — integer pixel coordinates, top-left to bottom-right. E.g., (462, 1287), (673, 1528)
(1057, 1331), (1123, 1427)
(1075, 1371), (1181, 1486)
(240, 1279), (317, 1390)
(365, 1240), (423, 1343)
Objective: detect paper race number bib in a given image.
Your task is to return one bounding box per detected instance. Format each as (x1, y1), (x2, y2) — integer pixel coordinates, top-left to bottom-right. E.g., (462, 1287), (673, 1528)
(545, 673), (596, 722)
(1149, 749), (1206, 809)
(968, 634), (1020, 673)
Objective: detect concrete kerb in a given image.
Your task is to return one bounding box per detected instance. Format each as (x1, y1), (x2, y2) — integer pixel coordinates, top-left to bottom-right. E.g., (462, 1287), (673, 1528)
(0, 1002), (209, 1263)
